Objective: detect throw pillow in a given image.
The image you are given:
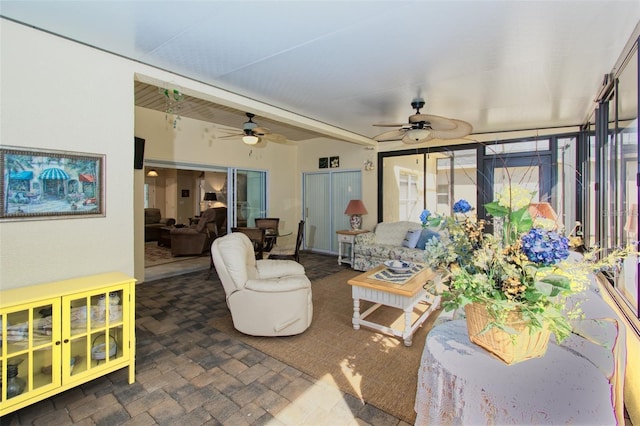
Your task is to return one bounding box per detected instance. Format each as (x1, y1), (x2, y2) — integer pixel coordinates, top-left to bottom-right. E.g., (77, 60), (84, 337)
(416, 228), (440, 250)
(402, 229), (422, 248)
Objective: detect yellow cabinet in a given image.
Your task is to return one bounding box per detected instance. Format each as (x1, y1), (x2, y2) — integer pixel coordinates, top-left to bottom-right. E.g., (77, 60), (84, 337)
(0, 272), (135, 417)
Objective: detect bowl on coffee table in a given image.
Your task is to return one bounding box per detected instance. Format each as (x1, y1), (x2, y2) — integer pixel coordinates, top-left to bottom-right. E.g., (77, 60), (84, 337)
(384, 260), (414, 273)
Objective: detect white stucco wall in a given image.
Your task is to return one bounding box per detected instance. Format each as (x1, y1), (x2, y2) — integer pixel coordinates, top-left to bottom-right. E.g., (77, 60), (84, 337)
(1, 20), (136, 289)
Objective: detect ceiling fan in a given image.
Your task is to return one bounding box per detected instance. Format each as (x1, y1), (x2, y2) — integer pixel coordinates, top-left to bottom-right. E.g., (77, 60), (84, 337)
(373, 98), (472, 144)
(222, 113), (288, 145)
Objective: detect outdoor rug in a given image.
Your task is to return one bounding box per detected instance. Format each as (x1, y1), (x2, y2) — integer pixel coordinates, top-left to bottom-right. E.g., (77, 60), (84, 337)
(145, 242), (203, 267)
(213, 268), (442, 424)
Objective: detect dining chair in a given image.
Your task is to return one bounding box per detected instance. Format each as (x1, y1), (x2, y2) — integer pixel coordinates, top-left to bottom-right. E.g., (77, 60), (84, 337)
(268, 220), (305, 263)
(231, 227), (266, 260)
(255, 217), (280, 251)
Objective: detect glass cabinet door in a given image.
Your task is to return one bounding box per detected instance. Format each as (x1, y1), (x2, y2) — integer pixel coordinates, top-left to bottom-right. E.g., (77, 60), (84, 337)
(62, 287), (127, 383)
(0, 299), (60, 405)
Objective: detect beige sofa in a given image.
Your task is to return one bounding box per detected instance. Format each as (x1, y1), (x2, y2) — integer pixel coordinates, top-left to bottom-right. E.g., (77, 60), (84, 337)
(353, 221), (439, 271)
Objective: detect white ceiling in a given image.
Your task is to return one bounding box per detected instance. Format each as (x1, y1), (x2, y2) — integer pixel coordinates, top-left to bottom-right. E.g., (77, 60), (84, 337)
(2, 1), (639, 144)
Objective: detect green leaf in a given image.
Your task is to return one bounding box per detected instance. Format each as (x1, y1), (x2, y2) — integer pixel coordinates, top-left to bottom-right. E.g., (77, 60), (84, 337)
(538, 275), (571, 297)
(484, 201), (508, 218)
(509, 207), (533, 232)
(428, 216), (443, 227)
(532, 281), (553, 296)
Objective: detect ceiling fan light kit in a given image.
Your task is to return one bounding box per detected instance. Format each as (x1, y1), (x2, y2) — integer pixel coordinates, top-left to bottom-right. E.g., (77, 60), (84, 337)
(403, 128), (433, 144)
(242, 134), (260, 145)
(222, 112), (289, 146)
(373, 97), (472, 144)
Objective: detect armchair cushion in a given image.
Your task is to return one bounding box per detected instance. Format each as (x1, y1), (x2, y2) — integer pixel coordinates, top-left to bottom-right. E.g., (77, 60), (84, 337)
(245, 275), (311, 292)
(256, 259), (306, 279)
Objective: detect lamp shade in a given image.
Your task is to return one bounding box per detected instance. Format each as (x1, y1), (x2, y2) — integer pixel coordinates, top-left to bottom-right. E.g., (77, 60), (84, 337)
(345, 199), (368, 215)
(146, 169), (159, 177)
(204, 192), (217, 201)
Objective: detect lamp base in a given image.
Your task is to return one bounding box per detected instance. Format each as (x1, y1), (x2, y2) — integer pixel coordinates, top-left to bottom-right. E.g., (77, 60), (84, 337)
(350, 215), (362, 230)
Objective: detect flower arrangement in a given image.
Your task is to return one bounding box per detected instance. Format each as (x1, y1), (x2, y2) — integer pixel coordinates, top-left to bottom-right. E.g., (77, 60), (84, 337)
(422, 185), (633, 344)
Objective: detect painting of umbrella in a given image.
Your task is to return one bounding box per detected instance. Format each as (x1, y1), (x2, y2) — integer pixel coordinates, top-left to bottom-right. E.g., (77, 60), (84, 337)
(0, 146), (105, 220)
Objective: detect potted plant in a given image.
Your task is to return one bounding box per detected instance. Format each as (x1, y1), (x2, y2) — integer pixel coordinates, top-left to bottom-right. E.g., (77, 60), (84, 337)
(422, 185), (633, 364)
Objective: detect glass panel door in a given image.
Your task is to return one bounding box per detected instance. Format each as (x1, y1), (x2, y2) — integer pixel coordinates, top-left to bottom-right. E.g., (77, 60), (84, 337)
(229, 168), (267, 229)
(63, 287), (127, 384)
(481, 154), (552, 231)
(303, 173), (331, 252)
(1, 299), (60, 404)
(303, 170), (362, 253)
(382, 154), (423, 222)
(331, 170), (362, 252)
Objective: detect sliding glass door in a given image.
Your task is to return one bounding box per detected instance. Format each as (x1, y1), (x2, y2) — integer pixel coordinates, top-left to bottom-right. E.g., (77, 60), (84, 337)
(228, 168), (267, 229)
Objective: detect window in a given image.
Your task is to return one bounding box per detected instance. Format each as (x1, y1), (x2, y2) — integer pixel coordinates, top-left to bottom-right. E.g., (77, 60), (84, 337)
(399, 171), (420, 221)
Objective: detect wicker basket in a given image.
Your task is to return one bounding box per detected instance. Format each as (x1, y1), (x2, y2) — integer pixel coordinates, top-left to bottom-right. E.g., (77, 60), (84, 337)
(464, 302), (550, 365)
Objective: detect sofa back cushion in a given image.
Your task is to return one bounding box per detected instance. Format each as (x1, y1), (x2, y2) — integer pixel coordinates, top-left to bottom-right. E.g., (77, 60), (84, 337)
(416, 228), (441, 249)
(374, 221), (422, 246)
(144, 208), (161, 224)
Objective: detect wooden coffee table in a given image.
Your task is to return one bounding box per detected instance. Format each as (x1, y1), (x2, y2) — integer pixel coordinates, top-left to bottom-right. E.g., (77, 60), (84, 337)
(347, 264), (441, 346)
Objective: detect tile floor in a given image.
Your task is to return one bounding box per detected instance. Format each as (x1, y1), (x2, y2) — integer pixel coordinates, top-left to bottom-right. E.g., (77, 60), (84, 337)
(1, 252), (411, 426)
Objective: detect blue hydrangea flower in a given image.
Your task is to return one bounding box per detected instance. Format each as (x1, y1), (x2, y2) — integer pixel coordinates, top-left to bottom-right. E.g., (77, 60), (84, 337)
(420, 209), (431, 224)
(521, 228), (570, 266)
(453, 199), (472, 214)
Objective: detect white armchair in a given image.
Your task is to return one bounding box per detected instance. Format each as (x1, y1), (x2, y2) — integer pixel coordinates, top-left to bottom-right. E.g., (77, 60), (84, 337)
(211, 232), (313, 336)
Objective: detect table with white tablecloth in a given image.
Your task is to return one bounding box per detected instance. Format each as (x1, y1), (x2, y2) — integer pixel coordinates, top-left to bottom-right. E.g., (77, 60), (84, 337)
(414, 320), (616, 425)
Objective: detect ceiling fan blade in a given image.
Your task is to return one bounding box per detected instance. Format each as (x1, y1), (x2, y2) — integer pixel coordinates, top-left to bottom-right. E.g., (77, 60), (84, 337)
(372, 123), (409, 128)
(430, 119), (473, 139)
(409, 114), (457, 131)
(252, 126), (272, 136)
(263, 133), (291, 144)
(219, 133), (243, 140)
(374, 129), (406, 142)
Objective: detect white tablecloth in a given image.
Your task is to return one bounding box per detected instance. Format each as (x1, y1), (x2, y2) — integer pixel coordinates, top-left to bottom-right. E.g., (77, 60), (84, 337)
(415, 320), (616, 425)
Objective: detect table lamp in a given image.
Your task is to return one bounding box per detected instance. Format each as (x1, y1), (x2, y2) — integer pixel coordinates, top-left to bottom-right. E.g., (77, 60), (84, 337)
(204, 192), (217, 207)
(345, 199), (368, 230)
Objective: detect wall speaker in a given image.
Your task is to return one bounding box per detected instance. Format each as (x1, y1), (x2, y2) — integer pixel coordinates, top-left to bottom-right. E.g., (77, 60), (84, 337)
(134, 137), (145, 170)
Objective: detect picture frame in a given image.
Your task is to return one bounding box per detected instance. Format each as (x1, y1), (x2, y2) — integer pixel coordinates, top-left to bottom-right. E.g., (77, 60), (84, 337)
(182, 189), (190, 198)
(0, 146), (105, 221)
(319, 157), (328, 169)
(330, 156), (340, 168)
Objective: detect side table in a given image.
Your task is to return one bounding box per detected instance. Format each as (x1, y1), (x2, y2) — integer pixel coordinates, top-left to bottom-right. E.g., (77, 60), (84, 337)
(414, 320), (616, 425)
(336, 229), (368, 266)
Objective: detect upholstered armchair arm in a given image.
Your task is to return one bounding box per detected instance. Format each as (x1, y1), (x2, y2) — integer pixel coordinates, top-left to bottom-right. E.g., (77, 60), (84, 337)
(159, 217), (176, 226)
(170, 227), (200, 235)
(255, 259), (305, 279)
(355, 232), (375, 245)
(245, 276), (310, 292)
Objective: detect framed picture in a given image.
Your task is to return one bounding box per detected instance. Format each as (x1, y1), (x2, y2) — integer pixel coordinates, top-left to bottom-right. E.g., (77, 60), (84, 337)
(319, 157), (328, 169)
(330, 156), (340, 168)
(182, 189), (190, 198)
(0, 146), (105, 221)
